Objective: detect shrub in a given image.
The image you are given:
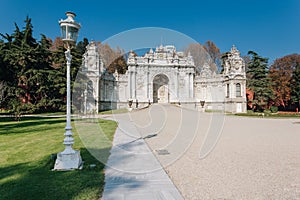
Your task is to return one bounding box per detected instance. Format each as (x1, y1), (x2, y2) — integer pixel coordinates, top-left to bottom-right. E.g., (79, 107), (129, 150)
(270, 106), (278, 113)
(264, 109), (271, 114)
(247, 110), (254, 114)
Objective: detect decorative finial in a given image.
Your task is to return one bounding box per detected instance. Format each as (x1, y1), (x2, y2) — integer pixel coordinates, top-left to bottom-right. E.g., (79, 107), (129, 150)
(231, 44), (237, 52)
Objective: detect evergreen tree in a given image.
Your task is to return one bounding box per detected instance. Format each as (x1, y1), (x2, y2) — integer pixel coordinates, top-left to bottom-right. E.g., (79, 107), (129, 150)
(0, 16), (41, 118)
(0, 39), (5, 80)
(247, 51), (273, 111)
(0, 16), (87, 118)
(48, 39), (67, 111)
(0, 39), (6, 103)
(76, 38), (89, 55)
(31, 35), (58, 111)
(50, 37), (90, 112)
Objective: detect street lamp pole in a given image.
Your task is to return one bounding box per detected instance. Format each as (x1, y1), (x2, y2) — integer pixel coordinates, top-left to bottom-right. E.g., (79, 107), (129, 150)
(63, 48), (75, 154)
(54, 12), (82, 170)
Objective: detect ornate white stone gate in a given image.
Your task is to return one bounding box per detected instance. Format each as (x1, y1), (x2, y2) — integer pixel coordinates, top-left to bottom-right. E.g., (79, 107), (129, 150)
(81, 42), (247, 113)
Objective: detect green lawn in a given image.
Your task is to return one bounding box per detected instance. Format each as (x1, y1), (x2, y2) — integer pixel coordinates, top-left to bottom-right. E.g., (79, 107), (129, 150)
(0, 116), (117, 200)
(99, 108), (128, 115)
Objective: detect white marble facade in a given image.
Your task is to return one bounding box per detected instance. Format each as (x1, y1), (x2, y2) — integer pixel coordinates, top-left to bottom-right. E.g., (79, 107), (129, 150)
(80, 42), (247, 113)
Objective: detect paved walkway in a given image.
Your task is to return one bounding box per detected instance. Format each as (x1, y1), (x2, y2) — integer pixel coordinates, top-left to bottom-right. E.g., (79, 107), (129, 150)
(123, 104), (300, 199)
(101, 114), (183, 199)
(101, 104), (300, 199)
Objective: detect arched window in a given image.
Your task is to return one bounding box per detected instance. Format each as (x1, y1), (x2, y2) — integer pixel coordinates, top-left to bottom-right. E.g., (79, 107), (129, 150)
(236, 83), (241, 97)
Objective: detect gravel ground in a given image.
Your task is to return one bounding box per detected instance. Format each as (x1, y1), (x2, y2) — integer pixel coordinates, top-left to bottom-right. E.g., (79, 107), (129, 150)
(126, 104), (300, 200)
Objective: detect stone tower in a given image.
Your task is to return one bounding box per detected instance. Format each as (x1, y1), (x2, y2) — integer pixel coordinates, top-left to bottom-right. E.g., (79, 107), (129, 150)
(81, 41), (103, 113)
(223, 45), (247, 113)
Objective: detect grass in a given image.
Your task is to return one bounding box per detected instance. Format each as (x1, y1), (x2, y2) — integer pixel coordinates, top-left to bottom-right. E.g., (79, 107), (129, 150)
(205, 109), (228, 113)
(0, 116), (117, 200)
(235, 110), (300, 118)
(99, 108), (128, 115)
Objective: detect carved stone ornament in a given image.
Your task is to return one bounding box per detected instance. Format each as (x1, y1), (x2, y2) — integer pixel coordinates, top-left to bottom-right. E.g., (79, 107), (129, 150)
(223, 45), (245, 76)
(200, 63), (212, 78)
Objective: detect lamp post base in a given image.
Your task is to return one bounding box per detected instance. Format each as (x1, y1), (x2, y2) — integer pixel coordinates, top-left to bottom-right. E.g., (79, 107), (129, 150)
(53, 150), (83, 170)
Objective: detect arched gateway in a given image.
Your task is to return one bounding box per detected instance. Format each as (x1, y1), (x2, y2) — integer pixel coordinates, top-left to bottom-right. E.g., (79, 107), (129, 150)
(153, 74), (169, 103)
(81, 42), (247, 113)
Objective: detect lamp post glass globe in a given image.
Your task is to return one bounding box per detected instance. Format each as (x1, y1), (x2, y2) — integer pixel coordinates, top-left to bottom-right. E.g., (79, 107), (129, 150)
(59, 11), (81, 45)
(54, 12), (82, 170)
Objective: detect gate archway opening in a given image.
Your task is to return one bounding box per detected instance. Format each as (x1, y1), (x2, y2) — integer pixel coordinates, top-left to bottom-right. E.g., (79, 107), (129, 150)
(153, 74), (169, 103)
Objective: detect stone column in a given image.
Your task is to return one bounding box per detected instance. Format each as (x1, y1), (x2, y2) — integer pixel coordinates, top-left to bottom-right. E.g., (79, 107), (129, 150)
(230, 82), (234, 98)
(242, 81), (245, 98)
(190, 73), (194, 99)
(188, 73), (191, 98)
(128, 71), (132, 99)
(176, 74), (178, 99)
(188, 73), (192, 98)
(175, 70), (178, 99)
(133, 71), (136, 99)
(96, 78), (99, 112)
(103, 80), (106, 101)
(147, 71), (150, 100)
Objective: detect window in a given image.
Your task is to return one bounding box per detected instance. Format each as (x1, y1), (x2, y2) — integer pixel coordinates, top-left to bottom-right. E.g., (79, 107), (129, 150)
(226, 84), (230, 97)
(236, 83), (241, 97)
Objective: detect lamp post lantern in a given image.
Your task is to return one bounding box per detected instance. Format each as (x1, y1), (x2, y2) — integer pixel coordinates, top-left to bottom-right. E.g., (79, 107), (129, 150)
(54, 12), (82, 170)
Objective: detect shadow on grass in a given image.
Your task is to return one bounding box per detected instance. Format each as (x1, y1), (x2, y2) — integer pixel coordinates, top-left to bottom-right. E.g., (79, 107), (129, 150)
(0, 117), (147, 199)
(0, 117), (66, 135)
(0, 147), (111, 200)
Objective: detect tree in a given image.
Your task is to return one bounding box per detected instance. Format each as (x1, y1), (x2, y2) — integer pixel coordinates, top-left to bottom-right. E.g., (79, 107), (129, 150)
(98, 42), (117, 68)
(269, 54), (300, 108)
(0, 16), (88, 118)
(0, 39), (6, 104)
(76, 38), (89, 55)
(203, 40), (222, 72)
(96, 42), (127, 73)
(290, 55), (300, 110)
(107, 55), (127, 74)
(0, 17), (41, 118)
(50, 37), (89, 112)
(247, 51), (273, 111)
(185, 43), (217, 73)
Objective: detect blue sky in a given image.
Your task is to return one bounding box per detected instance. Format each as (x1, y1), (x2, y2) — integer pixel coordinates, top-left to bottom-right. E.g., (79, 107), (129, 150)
(1, 0), (300, 63)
